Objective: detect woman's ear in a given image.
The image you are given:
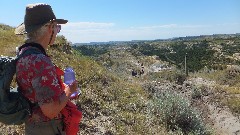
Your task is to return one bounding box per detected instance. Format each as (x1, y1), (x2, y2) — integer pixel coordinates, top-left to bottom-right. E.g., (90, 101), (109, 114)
(47, 24), (54, 33)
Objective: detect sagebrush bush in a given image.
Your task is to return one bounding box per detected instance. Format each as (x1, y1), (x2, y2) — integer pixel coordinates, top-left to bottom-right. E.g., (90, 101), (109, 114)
(148, 92), (211, 135)
(191, 87), (202, 100)
(191, 85), (209, 100)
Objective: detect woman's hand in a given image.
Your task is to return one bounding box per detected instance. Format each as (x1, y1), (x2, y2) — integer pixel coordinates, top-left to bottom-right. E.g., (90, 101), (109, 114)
(64, 80), (78, 98)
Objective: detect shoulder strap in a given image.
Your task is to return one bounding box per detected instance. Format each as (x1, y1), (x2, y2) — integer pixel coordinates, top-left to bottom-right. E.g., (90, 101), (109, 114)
(17, 48), (43, 60)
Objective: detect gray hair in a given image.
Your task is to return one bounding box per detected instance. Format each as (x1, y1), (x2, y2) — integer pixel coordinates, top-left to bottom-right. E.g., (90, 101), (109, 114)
(25, 23), (51, 43)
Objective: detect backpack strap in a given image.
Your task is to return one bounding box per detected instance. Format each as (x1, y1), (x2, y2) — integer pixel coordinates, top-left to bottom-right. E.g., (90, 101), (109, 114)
(17, 43), (47, 60)
(17, 48), (43, 60)
(18, 42), (47, 56)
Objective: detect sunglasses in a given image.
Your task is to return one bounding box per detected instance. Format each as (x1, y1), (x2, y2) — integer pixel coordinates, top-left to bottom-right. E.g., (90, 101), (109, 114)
(56, 25), (61, 33)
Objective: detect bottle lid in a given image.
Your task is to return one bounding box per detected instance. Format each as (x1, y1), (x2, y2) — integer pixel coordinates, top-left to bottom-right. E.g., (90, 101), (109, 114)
(65, 67), (74, 72)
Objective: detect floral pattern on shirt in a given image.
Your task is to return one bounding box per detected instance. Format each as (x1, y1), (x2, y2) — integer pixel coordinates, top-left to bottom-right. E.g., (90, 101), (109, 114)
(16, 53), (64, 123)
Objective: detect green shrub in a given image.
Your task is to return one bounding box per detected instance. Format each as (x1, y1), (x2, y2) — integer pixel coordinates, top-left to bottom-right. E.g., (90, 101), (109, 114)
(148, 92), (211, 135)
(147, 70), (186, 85)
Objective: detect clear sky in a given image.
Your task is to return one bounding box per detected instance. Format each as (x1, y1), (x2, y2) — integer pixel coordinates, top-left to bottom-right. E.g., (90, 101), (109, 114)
(1, 0), (240, 43)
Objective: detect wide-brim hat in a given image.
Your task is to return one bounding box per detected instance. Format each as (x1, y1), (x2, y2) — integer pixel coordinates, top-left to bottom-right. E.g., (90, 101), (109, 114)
(15, 3), (68, 35)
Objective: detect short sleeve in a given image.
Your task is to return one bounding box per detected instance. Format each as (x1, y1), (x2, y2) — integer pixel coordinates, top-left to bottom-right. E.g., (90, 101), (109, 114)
(30, 54), (63, 105)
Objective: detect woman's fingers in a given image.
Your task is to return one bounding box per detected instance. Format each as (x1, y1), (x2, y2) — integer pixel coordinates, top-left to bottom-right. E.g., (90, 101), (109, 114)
(69, 80), (78, 92)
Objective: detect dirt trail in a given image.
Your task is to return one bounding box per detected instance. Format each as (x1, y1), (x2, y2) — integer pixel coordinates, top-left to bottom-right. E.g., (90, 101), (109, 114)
(190, 77), (240, 135)
(208, 104), (240, 135)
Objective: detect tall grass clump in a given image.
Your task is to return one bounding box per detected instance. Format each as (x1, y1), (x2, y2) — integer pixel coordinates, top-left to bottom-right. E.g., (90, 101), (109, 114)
(148, 92), (211, 135)
(0, 24), (24, 56)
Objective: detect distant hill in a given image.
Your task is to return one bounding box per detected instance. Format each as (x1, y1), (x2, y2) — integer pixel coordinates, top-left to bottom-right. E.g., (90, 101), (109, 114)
(73, 33), (240, 46)
(74, 34), (240, 72)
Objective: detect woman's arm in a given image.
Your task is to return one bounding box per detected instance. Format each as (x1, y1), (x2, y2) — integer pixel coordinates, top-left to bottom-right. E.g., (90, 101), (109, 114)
(40, 81), (78, 119)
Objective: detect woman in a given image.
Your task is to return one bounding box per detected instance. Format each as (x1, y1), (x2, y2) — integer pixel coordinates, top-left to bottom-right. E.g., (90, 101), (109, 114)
(15, 3), (82, 135)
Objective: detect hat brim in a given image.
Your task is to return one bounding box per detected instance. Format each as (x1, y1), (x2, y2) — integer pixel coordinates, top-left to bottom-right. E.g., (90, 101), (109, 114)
(53, 19), (68, 24)
(15, 19), (68, 35)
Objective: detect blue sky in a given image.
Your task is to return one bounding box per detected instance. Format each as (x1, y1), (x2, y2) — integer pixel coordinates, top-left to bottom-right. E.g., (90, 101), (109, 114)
(1, 0), (240, 43)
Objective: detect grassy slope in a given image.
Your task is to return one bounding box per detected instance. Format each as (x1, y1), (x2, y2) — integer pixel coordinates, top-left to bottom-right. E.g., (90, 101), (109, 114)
(0, 24), (24, 56)
(0, 24), (169, 134)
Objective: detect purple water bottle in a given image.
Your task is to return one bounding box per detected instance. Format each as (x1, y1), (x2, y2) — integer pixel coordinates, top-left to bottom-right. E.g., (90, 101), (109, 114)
(64, 67), (80, 99)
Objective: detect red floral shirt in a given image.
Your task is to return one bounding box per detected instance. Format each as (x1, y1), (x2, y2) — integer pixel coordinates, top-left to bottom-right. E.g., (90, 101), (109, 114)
(16, 47), (64, 123)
